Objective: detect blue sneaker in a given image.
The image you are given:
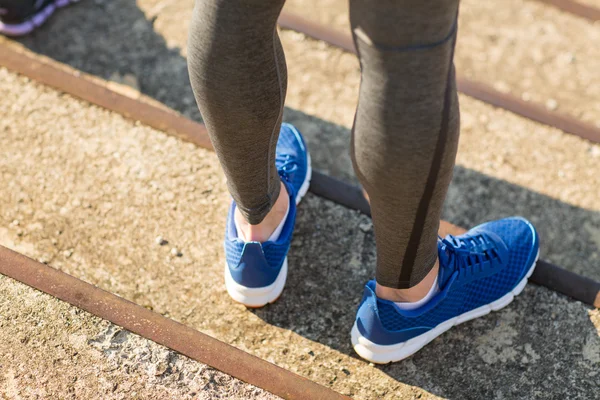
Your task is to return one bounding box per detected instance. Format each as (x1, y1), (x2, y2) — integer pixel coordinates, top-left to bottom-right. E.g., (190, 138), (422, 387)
(352, 217), (539, 363)
(275, 123), (312, 203)
(223, 123), (311, 307)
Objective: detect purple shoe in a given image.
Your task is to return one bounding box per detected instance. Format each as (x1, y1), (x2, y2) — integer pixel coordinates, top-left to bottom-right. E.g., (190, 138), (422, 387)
(0, 0), (79, 36)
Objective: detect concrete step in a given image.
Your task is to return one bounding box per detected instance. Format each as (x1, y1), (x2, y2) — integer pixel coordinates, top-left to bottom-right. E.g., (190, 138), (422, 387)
(0, 275), (279, 400)
(11, 0), (600, 282)
(1, 68), (599, 399)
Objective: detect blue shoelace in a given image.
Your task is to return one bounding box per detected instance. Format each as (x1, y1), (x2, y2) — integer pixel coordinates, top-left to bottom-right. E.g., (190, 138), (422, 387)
(276, 154), (298, 182)
(440, 233), (504, 279)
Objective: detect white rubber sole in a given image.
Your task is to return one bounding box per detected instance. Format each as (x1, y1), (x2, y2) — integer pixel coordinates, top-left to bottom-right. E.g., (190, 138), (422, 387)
(223, 153), (311, 308)
(351, 250), (540, 364)
(224, 258), (288, 308)
(295, 152), (312, 205)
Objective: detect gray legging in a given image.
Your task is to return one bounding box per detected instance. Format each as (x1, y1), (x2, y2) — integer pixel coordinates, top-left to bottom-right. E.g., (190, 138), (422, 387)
(187, 0), (460, 289)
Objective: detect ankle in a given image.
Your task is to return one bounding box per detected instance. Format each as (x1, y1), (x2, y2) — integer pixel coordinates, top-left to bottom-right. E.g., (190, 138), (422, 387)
(376, 260), (439, 303)
(235, 181), (289, 242)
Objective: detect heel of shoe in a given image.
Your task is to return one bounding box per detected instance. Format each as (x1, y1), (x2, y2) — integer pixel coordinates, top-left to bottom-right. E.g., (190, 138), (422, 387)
(352, 284), (396, 363)
(225, 242), (287, 307)
(351, 283), (431, 363)
(224, 257), (288, 308)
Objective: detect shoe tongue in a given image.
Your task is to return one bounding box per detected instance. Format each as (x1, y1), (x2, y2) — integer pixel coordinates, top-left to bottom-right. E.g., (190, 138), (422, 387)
(437, 239), (454, 288)
(281, 179), (296, 199)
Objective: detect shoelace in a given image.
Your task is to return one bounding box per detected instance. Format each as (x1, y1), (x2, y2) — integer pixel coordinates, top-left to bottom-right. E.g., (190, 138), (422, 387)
(440, 233), (503, 279)
(276, 154), (298, 182)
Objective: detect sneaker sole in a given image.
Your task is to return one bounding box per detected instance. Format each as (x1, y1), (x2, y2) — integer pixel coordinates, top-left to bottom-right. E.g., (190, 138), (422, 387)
(295, 152), (312, 205)
(0, 0), (79, 36)
(224, 257), (288, 308)
(286, 121), (312, 206)
(351, 249), (540, 364)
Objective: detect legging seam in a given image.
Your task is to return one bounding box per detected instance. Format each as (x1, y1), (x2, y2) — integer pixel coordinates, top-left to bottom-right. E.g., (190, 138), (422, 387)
(398, 25), (458, 287)
(353, 17), (458, 52)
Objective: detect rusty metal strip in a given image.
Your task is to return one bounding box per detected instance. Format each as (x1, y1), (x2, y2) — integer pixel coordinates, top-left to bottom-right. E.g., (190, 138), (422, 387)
(533, 259), (600, 308)
(457, 79), (600, 144)
(0, 38), (213, 150)
(278, 12), (600, 145)
(1, 35), (599, 306)
(534, 0), (600, 22)
(279, 13), (355, 53)
(0, 245), (349, 400)
(0, 29), (597, 321)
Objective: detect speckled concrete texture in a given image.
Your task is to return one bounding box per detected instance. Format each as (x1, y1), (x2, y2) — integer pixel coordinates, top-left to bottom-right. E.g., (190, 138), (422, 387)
(0, 274), (279, 400)
(577, 0), (600, 9)
(17, 0), (600, 128)
(2, 0), (600, 398)
(13, 0), (599, 281)
(1, 68), (599, 399)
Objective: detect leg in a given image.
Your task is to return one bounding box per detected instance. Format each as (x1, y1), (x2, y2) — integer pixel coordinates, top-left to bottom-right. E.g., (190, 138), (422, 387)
(188, 0), (312, 307)
(350, 0), (460, 295)
(351, 1), (540, 364)
(188, 0), (287, 233)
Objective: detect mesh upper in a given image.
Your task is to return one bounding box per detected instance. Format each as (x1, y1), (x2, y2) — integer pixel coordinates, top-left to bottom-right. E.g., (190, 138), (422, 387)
(377, 218), (537, 332)
(224, 123), (308, 275)
(224, 228), (292, 270)
(276, 123), (309, 195)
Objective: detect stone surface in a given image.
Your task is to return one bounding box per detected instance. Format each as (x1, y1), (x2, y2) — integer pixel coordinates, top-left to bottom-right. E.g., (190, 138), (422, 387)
(12, 0), (600, 281)
(2, 0), (600, 398)
(1, 69), (599, 399)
